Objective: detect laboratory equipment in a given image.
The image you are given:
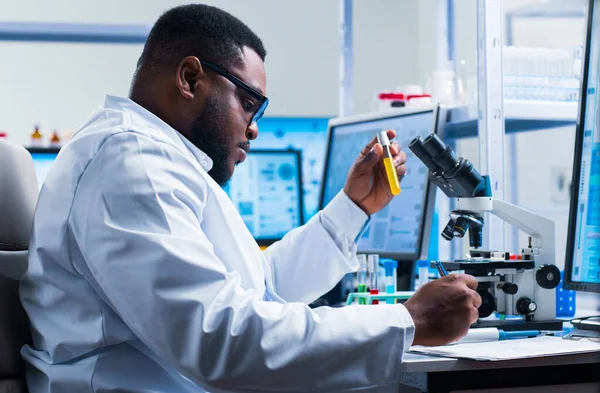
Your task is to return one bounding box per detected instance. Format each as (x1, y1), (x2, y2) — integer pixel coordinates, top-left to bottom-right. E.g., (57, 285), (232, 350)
(225, 149), (304, 245)
(433, 260), (448, 278)
(409, 134), (563, 331)
(30, 125), (43, 147)
(415, 260), (429, 290)
(376, 130), (401, 196)
(453, 328), (542, 345)
(320, 104), (445, 260)
(27, 148), (59, 191)
(503, 46), (581, 102)
(319, 104), (445, 306)
(357, 254), (367, 304)
(368, 254), (379, 304)
(49, 131), (62, 148)
(383, 260), (397, 304)
(564, 0), (600, 295)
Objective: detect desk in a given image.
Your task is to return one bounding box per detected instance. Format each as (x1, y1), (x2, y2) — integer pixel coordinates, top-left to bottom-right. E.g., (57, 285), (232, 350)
(397, 351), (600, 393)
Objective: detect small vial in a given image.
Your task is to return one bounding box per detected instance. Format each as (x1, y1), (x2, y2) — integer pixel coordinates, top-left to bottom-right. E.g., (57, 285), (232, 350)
(357, 254), (367, 305)
(382, 260), (398, 304)
(368, 254), (379, 305)
(415, 260), (429, 290)
(30, 124), (43, 147)
(377, 131), (401, 196)
(50, 130), (62, 148)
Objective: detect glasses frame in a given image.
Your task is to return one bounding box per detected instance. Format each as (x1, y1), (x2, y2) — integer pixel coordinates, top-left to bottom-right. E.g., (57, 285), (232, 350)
(200, 60), (268, 126)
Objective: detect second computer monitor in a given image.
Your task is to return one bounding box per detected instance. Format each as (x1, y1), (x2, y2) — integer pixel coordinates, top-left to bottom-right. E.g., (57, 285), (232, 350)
(225, 149), (304, 245)
(320, 105), (444, 260)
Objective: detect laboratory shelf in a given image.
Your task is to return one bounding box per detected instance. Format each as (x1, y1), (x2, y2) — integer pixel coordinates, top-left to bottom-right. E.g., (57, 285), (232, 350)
(505, 0), (586, 19)
(445, 100), (578, 139)
(0, 21), (149, 44)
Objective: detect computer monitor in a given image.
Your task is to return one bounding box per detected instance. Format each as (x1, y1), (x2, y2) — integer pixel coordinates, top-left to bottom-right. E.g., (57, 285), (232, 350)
(225, 149), (304, 245)
(319, 104), (445, 260)
(27, 148), (60, 190)
(564, 0), (600, 294)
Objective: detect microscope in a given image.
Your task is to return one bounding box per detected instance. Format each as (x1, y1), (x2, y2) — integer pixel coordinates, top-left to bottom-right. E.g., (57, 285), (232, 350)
(409, 134), (563, 331)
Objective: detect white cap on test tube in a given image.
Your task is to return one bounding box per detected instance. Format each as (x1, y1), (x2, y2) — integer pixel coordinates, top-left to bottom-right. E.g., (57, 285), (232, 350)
(377, 130), (390, 146)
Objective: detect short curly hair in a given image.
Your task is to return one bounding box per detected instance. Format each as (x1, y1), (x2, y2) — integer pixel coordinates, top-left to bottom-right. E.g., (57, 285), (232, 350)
(136, 3), (266, 72)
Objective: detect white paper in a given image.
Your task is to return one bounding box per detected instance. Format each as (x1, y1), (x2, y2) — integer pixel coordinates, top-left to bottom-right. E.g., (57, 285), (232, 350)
(410, 336), (600, 361)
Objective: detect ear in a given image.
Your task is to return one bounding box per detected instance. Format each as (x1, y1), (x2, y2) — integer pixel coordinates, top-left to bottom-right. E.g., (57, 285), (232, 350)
(176, 56), (204, 100)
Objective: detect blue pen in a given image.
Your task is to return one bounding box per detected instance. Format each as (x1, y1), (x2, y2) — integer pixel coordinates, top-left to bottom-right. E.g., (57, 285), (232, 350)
(434, 261), (449, 277)
(498, 330), (541, 340)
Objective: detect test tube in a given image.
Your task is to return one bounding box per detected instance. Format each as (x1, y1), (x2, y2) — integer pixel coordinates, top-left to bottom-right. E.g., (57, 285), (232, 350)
(377, 131), (401, 196)
(357, 254), (367, 305)
(416, 260), (429, 290)
(368, 254), (379, 305)
(382, 260), (398, 304)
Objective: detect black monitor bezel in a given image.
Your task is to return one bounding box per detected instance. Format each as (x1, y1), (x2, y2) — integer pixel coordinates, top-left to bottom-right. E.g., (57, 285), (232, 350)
(564, 0), (600, 293)
(318, 104), (443, 261)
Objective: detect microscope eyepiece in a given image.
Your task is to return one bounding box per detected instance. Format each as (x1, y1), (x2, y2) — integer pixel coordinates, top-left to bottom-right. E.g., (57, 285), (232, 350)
(408, 136), (442, 173)
(422, 134), (460, 172)
(409, 132), (489, 198)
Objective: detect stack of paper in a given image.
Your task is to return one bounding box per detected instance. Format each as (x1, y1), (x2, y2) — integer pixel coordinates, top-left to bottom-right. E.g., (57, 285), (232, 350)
(410, 336), (600, 361)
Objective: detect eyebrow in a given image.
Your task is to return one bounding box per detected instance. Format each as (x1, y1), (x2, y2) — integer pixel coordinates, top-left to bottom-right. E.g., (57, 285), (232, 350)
(237, 76), (264, 97)
(249, 84), (265, 97)
(228, 69), (264, 96)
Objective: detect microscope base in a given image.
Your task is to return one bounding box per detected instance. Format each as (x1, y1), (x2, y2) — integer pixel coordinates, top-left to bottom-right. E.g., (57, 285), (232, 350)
(473, 319), (563, 332)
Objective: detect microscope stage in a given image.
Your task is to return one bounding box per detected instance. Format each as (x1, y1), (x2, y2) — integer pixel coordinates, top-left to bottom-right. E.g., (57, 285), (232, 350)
(434, 260), (535, 274)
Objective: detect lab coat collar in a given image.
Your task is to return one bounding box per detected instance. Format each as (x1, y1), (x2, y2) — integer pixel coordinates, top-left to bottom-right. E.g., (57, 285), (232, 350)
(103, 95), (214, 172)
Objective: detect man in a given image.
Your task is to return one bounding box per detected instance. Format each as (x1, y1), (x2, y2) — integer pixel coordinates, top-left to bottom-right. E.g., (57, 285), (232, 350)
(20, 4), (481, 392)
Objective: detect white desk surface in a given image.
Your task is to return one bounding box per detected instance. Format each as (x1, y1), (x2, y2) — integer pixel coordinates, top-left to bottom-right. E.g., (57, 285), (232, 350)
(399, 350), (600, 373)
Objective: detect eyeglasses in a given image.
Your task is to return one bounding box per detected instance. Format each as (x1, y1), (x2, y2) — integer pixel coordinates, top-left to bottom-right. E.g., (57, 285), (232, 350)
(200, 60), (269, 126)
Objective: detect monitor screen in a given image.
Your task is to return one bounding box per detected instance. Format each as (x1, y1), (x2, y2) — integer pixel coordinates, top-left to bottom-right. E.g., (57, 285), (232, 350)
(225, 149), (304, 245)
(28, 149), (59, 190)
(565, 0), (600, 293)
(320, 105), (443, 260)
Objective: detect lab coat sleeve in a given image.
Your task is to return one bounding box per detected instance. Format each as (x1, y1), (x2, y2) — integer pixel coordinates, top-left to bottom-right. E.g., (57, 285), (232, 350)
(68, 132), (415, 393)
(263, 190), (369, 304)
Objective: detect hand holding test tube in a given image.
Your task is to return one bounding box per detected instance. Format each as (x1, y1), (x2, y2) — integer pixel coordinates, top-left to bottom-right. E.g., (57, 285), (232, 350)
(377, 130), (401, 196)
(342, 129), (406, 215)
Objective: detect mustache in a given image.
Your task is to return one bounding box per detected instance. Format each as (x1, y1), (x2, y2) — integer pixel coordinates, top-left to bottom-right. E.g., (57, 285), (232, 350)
(238, 141), (251, 153)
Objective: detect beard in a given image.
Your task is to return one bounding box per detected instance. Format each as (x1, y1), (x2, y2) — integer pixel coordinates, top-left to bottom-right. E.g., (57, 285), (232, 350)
(189, 96), (232, 187)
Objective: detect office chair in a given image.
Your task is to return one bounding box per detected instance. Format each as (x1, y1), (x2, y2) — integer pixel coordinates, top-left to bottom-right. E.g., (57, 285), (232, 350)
(0, 139), (38, 393)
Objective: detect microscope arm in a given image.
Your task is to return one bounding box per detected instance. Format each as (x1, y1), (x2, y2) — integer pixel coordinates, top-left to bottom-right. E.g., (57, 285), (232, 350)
(456, 197), (556, 267)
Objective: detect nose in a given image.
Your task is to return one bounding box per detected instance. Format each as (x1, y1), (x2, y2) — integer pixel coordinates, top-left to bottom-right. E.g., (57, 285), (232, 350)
(246, 122), (259, 141)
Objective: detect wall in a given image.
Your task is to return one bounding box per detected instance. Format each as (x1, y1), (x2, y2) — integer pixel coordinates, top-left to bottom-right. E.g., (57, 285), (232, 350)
(0, 0), (425, 146)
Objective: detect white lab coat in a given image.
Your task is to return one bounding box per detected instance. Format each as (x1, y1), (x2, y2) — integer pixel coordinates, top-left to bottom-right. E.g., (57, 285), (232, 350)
(20, 96), (415, 393)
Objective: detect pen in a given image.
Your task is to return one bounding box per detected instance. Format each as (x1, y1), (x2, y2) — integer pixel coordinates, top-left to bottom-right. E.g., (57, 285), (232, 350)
(434, 261), (449, 277)
(455, 328), (542, 344)
(498, 330), (541, 340)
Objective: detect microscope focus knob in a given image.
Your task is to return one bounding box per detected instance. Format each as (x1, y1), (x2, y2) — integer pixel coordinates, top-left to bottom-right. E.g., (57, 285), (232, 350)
(516, 297), (538, 315)
(501, 282), (518, 295)
(477, 290), (496, 319)
(536, 265), (561, 289)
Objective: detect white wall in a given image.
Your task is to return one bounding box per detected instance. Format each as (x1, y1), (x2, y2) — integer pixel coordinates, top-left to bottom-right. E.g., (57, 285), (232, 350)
(0, 0), (427, 145)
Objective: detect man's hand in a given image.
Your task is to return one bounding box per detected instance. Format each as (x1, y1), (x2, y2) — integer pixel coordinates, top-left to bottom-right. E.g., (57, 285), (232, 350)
(403, 274), (482, 346)
(344, 130), (407, 215)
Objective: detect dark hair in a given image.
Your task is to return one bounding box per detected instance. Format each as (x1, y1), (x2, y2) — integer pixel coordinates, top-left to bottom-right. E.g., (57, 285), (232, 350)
(136, 4), (266, 72)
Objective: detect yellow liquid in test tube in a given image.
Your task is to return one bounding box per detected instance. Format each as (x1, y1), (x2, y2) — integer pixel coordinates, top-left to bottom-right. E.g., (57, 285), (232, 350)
(377, 131), (401, 196)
